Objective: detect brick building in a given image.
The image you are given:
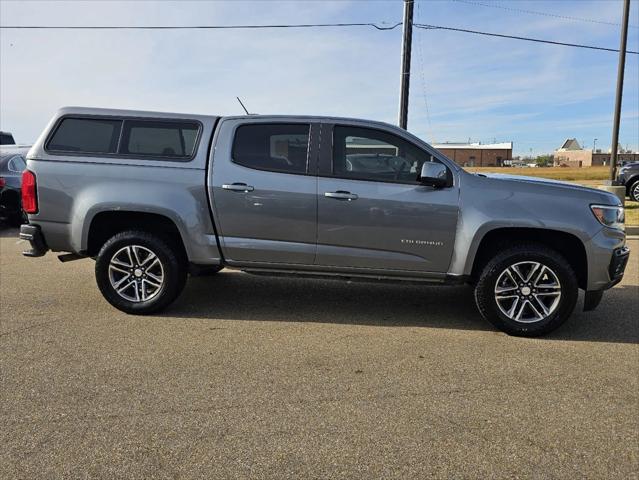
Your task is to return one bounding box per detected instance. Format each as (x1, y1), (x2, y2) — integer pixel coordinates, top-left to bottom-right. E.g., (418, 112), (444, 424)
(431, 142), (513, 167)
(554, 138), (639, 167)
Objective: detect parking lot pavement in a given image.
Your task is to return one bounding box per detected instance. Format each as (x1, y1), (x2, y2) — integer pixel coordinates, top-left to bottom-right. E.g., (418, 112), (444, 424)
(1, 228), (638, 479)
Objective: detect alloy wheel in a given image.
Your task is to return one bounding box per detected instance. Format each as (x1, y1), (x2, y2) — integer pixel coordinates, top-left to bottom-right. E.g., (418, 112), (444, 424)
(494, 261), (562, 323)
(108, 245), (165, 302)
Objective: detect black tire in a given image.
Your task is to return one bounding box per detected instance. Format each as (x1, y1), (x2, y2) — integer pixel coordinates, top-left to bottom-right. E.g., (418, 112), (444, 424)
(95, 230), (187, 314)
(629, 179), (639, 202)
(474, 243), (578, 337)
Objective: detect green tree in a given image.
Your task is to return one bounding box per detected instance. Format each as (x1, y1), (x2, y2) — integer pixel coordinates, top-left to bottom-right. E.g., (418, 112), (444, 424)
(535, 155), (553, 167)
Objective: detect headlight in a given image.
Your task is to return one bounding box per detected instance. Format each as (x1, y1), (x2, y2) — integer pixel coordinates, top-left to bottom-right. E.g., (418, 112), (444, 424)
(591, 205), (625, 230)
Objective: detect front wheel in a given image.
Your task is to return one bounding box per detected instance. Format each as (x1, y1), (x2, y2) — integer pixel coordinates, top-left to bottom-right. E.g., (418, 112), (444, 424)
(95, 231), (187, 314)
(474, 244), (578, 337)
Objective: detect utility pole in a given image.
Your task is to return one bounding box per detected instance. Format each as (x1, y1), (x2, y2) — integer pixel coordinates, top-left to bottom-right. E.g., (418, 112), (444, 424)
(609, 0), (630, 182)
(398, 0), (414, 130)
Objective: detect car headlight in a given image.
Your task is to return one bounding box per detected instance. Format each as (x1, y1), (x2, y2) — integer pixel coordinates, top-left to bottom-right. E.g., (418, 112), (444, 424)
(591, 205), (625, 230)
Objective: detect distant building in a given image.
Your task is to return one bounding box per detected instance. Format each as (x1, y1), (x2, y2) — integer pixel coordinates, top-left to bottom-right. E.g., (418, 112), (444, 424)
(431, 142), (513, 167)
(554, 138), (639, 167)
(558, 138), (582, 151)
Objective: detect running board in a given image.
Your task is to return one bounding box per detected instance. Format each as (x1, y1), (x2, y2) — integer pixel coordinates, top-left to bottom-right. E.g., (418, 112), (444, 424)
(238, 267), (453, 286)
(58, 253), (86, 263)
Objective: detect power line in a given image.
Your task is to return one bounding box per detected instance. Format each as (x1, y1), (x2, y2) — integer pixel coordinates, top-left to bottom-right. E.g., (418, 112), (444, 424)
(414, 23), (639, 54)
(0, 21), (402, 31)
(2, 20), (637, 55)
(450, 0), (639, 29)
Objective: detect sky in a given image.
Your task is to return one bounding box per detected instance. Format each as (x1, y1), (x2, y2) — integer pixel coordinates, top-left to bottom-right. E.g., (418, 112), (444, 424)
(1, 0), (638, 157)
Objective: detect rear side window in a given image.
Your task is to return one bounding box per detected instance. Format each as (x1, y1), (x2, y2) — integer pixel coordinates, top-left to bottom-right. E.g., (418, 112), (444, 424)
(233, 124), (310, 174)
(48, 118), (122, 154)
(120, 120), (199, 158)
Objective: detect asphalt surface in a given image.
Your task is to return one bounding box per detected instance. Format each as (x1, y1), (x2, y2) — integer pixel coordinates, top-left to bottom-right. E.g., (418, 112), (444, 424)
(1, 228), (638, 479)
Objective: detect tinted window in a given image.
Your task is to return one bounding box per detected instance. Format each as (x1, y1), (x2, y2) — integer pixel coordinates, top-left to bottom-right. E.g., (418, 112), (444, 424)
(333, 126), (436, 184)
(48, 118), (122, 153)
(233, 124), (309, 174)
(1, 133), (15, 145)
(120, 120), (199, 158)
(8, 155), (27, 172)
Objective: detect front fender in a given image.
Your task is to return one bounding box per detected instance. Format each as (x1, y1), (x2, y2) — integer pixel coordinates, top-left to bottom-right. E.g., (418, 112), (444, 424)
(449, 172), (602, 277)
(455, 221), (594, 278)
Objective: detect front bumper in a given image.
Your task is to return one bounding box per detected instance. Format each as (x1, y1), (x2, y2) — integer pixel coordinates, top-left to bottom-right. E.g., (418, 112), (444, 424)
(583, 242), (629, 312)
(587, 227), (628, 291)
(19, 224), (48, 257)
(608, 245), (630, 286)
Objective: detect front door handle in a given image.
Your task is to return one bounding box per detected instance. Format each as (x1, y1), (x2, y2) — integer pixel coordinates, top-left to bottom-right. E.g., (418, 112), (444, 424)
(222, 183), (254, 193)
(324, 191), (358, 201)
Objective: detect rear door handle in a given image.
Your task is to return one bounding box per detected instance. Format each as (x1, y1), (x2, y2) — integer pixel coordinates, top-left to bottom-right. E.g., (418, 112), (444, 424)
(222, 183), (254, 193)
(324, 191), (358, 201)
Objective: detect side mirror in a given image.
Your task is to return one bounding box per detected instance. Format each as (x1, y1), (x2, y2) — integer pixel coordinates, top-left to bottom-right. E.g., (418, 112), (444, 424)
(419, 162), (450, 188)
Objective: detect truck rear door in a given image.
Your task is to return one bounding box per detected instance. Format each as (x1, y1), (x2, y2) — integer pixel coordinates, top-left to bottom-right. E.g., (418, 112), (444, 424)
(208, 119), (319, 265)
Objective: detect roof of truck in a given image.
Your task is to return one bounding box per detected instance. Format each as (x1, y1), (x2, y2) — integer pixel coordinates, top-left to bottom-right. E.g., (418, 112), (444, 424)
(55, 106), (400, 130)
(32, 107), (460, 172)
(56, 106), (218, 122)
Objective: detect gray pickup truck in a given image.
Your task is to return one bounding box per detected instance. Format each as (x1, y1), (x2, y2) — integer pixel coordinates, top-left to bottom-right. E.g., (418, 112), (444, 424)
(20, 107), (629, 336)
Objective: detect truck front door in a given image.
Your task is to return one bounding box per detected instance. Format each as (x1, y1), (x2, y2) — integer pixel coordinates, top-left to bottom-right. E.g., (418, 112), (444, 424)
(315, 123), (459, 273)
(209, 119), (318, 265)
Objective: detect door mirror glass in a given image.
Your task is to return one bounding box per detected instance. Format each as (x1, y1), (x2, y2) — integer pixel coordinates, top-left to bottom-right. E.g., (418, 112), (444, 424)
(419, 162), (449, 188)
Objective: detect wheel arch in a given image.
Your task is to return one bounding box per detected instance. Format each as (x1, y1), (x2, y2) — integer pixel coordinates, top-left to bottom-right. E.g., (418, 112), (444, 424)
(469, 227), (588, 290)
(84, 210), (188, 261)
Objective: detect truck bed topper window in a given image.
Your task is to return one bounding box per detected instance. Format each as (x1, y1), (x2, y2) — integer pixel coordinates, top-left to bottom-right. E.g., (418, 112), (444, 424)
(47, 118), (122, 154)
(45, 116), (201, 161)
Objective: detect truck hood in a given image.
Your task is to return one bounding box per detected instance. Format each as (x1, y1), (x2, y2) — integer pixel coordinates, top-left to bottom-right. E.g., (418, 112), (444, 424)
(476, 172), (621, 205)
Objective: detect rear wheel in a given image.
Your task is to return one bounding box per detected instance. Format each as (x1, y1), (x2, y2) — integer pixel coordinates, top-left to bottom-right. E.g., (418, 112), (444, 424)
(474, 244), (578, 337)
(629, 179), (639, 202)
(95, 231), (187, 314)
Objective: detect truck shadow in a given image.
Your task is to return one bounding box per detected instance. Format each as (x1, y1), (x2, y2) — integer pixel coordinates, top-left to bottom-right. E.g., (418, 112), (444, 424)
(169, 271), (638, 344)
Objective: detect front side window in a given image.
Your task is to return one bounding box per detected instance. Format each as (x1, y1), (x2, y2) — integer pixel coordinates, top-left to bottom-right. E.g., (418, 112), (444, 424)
(120, 120), (199, 158)
(47, 118), (122, 154)
(233, 123), (310, 174)
(333, 126), (434, 184)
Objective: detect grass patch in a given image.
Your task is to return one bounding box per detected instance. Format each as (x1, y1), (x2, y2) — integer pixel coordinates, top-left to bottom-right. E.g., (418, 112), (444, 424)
(465, 166), (610, 181)
(626, 201), (639, 227)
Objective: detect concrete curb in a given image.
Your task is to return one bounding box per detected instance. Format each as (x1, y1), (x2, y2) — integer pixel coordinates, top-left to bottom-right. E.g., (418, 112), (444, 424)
(626, 225), (639, 236)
